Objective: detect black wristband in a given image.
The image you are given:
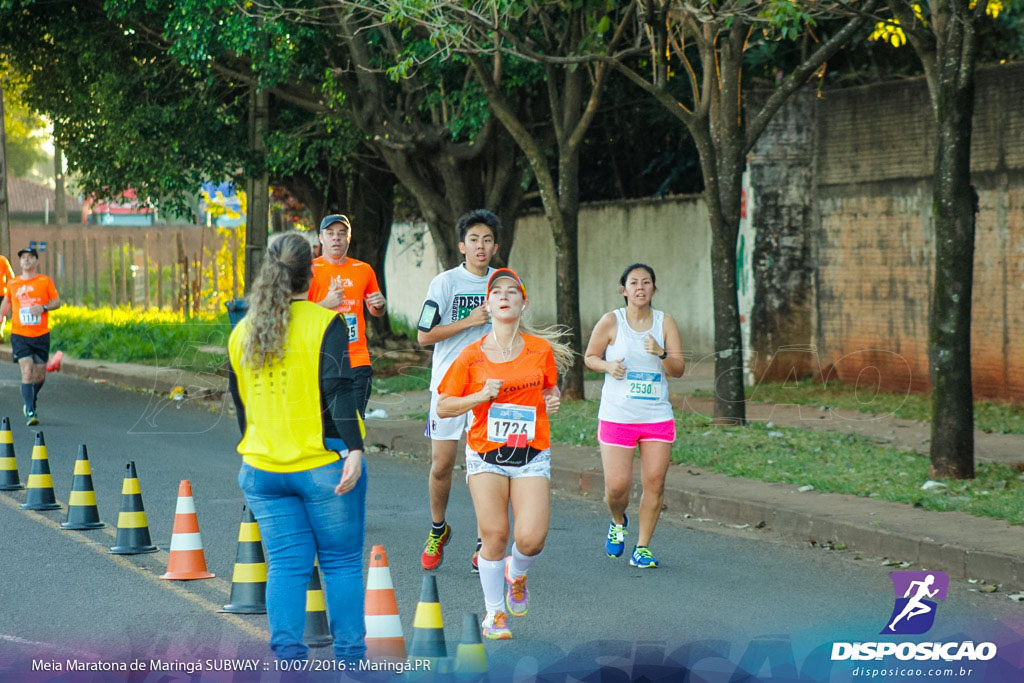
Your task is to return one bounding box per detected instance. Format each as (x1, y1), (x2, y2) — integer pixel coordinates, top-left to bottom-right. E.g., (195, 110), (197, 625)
(658, 350), (668, 360)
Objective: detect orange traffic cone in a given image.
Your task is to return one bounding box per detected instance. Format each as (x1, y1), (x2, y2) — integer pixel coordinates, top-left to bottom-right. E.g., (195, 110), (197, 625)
(160, 480), (214, 580)
(0, 417), (24, 491)
(365, 544), (406, 662)
(46, 350), (63, 373)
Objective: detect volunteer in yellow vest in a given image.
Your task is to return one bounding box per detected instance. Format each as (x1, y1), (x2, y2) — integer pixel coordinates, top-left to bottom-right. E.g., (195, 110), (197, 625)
(308, 214), (386, 417)
(0, 247), (61, 426)
(0, 252), (15, 340)
(227, 232), (367, 664)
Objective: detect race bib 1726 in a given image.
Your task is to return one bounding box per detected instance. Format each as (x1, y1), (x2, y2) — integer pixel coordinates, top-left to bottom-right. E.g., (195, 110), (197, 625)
(487, 403), (536, 443)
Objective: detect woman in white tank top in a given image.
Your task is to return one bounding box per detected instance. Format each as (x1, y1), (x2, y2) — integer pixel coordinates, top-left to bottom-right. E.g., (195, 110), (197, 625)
(583, 264), (685, 568)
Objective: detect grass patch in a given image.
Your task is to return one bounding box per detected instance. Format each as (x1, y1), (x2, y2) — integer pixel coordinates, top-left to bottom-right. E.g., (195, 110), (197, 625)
(41, 306), (231, 374)
(549, 399), (1024, 525)
(373, 366), (431, 395)
(694, 379), (1024, 435)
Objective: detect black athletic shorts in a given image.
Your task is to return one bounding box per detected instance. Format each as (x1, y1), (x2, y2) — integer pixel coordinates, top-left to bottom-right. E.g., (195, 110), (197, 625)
(11, 333), (50, 364)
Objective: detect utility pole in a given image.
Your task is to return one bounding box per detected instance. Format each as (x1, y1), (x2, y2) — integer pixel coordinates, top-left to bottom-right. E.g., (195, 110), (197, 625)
(243, 86), (269, 294)
(0, 87), (11, 258)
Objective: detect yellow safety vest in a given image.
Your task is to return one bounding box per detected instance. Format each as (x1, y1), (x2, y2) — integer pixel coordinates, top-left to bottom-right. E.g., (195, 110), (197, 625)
(228, 301), (342, 472)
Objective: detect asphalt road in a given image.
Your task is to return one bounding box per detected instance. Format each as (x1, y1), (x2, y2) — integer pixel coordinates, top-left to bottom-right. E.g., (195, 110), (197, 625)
(0, 366), (1021, 681)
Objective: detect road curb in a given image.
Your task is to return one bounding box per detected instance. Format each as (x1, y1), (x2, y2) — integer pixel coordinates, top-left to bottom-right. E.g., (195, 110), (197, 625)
(0, 347), (228, 399)
(546, 447), (1024, 591)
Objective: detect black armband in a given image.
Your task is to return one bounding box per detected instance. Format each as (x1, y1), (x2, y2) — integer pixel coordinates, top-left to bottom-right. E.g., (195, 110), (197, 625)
(418, 300), (441, 332)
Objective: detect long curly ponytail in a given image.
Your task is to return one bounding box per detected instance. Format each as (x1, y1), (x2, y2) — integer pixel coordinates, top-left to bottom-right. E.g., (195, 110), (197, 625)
(241, 232), (314, 368)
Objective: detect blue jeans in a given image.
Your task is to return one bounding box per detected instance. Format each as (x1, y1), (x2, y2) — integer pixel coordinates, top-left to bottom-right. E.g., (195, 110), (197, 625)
(238, 457), (367, 662)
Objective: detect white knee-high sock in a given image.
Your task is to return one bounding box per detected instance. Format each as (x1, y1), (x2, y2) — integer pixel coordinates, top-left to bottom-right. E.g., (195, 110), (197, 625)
(508, 543), (540, 579)
(477, 557), (506, 613)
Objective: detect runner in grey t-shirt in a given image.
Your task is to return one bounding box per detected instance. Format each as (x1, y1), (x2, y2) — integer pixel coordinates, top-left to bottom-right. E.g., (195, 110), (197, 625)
(416, 209), (501, 572)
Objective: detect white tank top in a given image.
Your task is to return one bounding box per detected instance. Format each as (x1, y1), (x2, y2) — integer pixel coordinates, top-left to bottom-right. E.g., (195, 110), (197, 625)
(598, 308), (673, 424)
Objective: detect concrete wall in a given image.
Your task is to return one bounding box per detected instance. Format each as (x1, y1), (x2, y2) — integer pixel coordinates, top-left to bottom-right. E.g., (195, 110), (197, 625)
(812, 63), (1024, 401)
(383, 222), (444, 330)
(384, 197), (716, 357)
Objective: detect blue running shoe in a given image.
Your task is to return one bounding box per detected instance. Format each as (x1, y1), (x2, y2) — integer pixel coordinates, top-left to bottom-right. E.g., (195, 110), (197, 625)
(605, 514), (628, 557)
(629, 545), (658, 568)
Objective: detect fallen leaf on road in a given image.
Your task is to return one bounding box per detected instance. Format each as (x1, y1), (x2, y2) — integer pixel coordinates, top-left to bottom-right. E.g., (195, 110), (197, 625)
(1008, 593), (1024, 602)
(798, 485), (815, 492)
(730, 523), (750, 530)
(980, 585), (998, 593)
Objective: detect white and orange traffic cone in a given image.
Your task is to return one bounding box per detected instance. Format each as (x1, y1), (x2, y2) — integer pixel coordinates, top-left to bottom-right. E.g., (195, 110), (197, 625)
(160, 479), (215, 580)
(365, 544), (406, 662)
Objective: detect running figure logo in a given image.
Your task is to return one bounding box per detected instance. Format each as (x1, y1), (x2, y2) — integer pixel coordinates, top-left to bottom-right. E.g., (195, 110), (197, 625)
(881, 571), (949, 635)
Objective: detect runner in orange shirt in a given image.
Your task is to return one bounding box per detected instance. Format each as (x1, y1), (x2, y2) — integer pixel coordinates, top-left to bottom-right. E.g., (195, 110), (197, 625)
(307, 214), (386, 416)
(436, 268), (573, 640)
(0, 248), (61, 425)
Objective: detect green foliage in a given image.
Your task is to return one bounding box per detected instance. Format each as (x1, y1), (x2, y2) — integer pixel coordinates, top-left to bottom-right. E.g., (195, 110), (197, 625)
(0, 79), (47, 178)
(44, 306), (230, 372)
(0, 1), (247, 216)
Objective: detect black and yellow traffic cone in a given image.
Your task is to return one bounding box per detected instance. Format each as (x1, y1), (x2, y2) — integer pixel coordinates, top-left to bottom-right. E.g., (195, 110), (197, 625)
(454, 613), (487, 679)
(61, 444), (104, 529)
(0, 417), (23, 491)
(220, 505), (267, 614)
(108, 461), (158, 554)
(409, 574), (447, 662)
(20, 431), (60, 511)
(304, 559), (333, 648)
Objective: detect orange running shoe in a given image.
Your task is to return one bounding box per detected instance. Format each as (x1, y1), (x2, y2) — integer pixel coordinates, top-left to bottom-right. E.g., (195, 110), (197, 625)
(482, 610), (511, 640)
(420, 522), (452, 570)
(46, 350), (63, 373)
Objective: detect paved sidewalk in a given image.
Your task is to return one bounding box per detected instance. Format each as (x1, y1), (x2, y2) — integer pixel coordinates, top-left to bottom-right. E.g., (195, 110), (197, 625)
(26, 350), (1024, 592)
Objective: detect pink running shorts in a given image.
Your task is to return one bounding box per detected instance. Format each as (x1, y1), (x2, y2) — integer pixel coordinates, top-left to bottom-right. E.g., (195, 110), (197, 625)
(597, 419), (676, 448)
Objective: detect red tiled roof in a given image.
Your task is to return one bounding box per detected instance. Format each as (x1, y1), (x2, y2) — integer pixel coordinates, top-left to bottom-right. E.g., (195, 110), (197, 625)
(5, 177), (83, 214)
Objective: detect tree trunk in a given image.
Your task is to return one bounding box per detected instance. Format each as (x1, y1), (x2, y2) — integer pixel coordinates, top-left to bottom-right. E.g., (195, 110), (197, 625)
(695, 127), (747, 424)
(553, 142), (585, 400)
(347, 162), (397, 341)
(244, 86), (270, 293)
(0, 88), (10, 259)
(927, 25), (977, 479)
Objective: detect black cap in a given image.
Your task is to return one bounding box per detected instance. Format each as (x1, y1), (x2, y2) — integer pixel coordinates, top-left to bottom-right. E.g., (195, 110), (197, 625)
(17, 248), (38, 258)
(318, 214), (351, 234)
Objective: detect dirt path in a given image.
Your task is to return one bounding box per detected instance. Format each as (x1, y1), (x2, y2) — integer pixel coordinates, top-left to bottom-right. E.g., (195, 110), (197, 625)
(671, 395), (1024, 468)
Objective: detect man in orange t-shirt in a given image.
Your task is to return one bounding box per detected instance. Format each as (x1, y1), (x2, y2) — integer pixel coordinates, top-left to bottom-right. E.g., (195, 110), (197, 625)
(0, 247), (61, 425)
(308, 214), (386, 416)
